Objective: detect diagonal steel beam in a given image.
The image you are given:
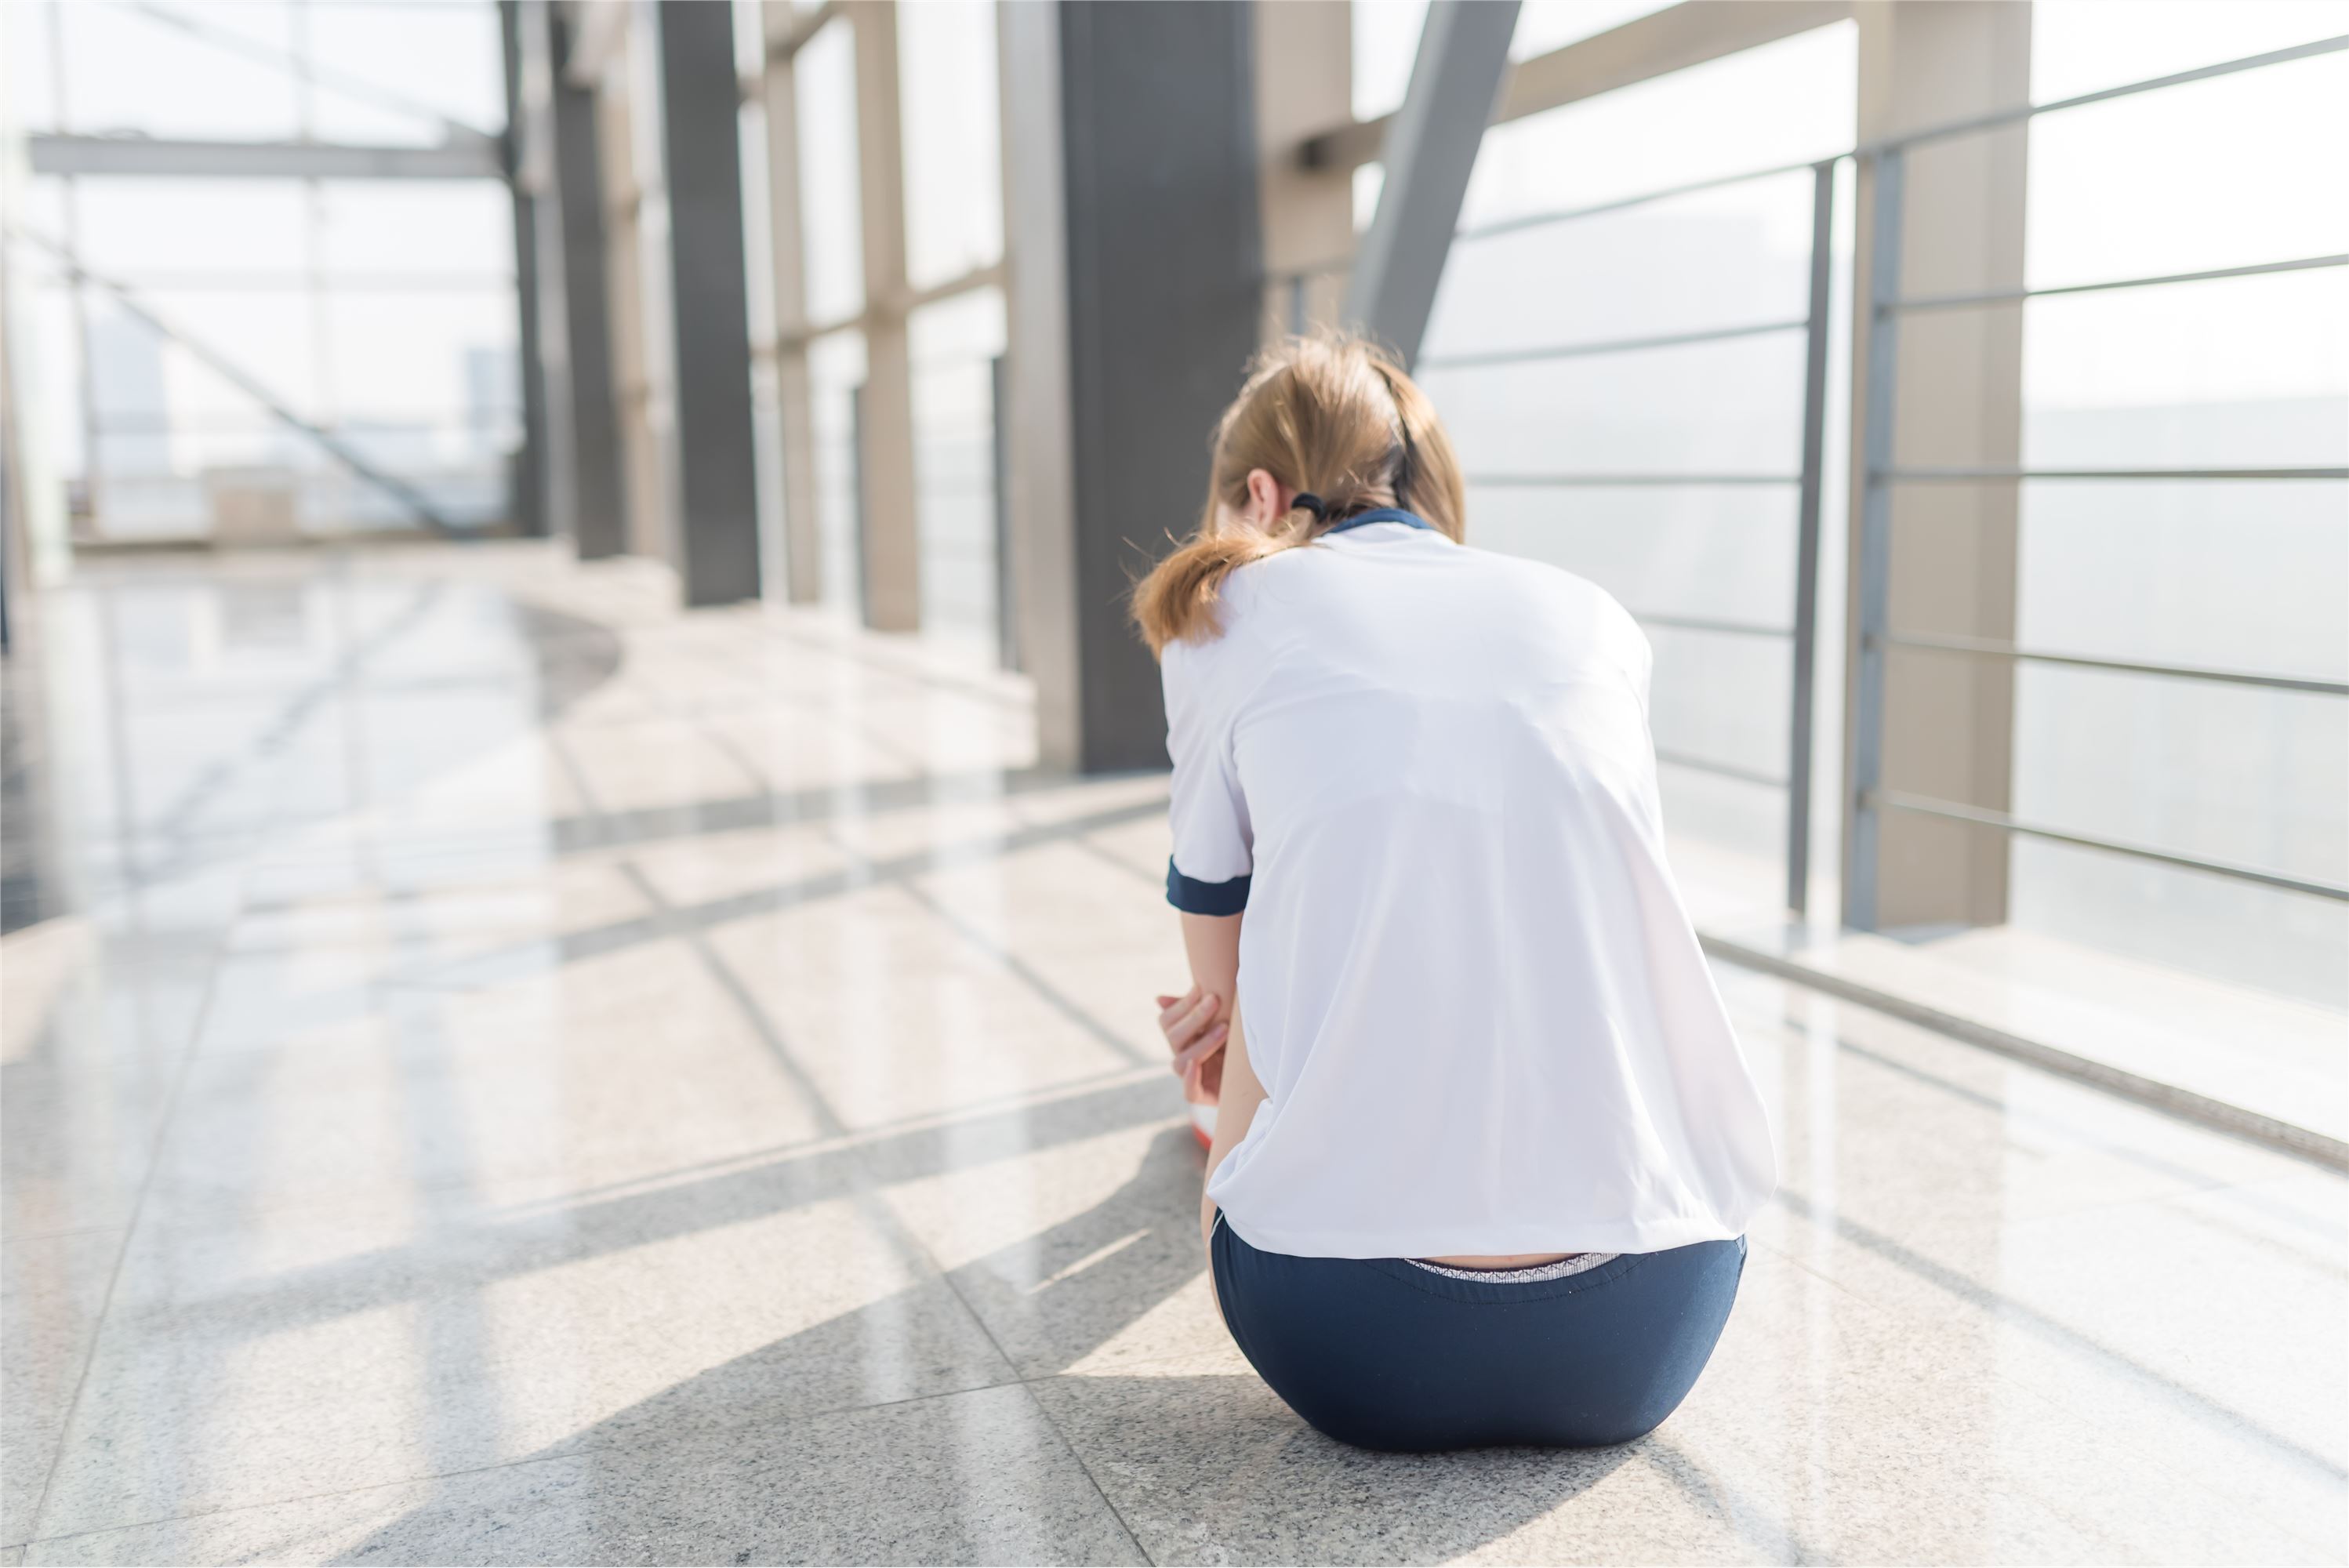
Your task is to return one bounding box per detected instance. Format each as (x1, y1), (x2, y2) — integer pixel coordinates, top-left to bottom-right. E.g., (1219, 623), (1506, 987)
(6, 227), (461, 535)
(1340, 0), (1519, 367)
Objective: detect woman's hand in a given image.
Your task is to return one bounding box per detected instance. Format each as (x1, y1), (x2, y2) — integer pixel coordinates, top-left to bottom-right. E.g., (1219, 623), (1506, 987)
(1156, 984), (1229, 1105)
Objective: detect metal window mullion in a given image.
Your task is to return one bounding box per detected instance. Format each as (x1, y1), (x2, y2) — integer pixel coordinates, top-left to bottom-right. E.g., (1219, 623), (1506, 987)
(1847, 147), (1904, 932)
(1786, 158), (1835, 920)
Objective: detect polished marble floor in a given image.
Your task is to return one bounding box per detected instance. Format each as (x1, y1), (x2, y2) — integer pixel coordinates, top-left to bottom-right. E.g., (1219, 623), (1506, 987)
(3, 544), (2344, 1566)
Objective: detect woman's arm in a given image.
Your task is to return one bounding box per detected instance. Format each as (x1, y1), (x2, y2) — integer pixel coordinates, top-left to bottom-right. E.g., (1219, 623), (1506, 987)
(1180, 912), (1266, 1255)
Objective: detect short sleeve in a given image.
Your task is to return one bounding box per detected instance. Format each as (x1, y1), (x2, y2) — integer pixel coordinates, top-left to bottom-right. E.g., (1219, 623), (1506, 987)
(1160, 638), (1254, 915)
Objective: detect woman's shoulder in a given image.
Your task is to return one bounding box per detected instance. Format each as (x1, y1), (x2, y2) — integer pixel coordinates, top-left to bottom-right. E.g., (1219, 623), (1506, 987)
(1458, 546), (1644, 641)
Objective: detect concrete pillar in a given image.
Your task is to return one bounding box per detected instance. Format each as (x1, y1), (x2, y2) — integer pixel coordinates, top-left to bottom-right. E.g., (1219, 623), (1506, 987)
(851, 0), (920, 632)
(1252, 1), (1352, 340)
(1000, 0), (1262, 772)
(652, 0), (762, 607)
(757, 2), (824, 604)
(540, 5), (627, 560)
(1843, 0), (2032, 930)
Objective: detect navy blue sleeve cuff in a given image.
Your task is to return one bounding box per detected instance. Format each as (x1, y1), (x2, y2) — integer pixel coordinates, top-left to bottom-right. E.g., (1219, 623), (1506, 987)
(1166, 858), (1251, 916)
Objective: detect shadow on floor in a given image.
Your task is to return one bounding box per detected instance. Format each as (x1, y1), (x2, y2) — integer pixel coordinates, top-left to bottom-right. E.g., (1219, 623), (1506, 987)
(322, 1126), (1655, 1565)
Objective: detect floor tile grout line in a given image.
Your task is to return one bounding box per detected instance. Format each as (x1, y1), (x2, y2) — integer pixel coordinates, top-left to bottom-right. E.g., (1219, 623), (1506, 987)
(13, 1350), (1231, 1557)
(575, 683), (1156, 1568)
(1774, 1184), (2347, 1483)
(18, 863), (256, 1546)
(600, 759), (1160, 1563)
(6, 1372), (1055, 1554)
(880, 855), (1154, 1069)
(890, 1225), (1159, 1567)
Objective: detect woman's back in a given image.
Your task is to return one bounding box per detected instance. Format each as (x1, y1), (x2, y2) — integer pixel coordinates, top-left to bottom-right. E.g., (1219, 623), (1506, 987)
(1167, 516), (1775, 1259)
(1145, 332), (1763, 1452)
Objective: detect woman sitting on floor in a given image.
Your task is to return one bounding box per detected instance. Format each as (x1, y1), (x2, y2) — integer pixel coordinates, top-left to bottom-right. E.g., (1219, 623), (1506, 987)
(1140, 332), (1774, 1453)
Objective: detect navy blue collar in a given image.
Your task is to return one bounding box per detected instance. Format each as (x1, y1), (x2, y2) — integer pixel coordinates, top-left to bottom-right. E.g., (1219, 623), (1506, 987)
(1323, 507), (1433, 535)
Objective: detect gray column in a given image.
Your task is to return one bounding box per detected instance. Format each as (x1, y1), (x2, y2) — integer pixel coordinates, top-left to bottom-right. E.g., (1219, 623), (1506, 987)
(546, 7), (627, 560)
(653, 0), (762, 607)
(1001, 0), (1262, 772)
(1843, 0), (2031, 930)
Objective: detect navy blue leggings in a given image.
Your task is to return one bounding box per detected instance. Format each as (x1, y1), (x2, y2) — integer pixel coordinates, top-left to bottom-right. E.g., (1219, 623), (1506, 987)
(1211, 1218), (1746, 1452)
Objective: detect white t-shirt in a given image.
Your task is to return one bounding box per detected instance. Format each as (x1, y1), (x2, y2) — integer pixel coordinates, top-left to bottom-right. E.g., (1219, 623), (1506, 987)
(1164, 513), (1776, 1259)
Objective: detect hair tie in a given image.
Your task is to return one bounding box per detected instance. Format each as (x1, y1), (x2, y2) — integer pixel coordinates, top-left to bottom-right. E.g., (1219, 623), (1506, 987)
(1291, 492), (1328, 522)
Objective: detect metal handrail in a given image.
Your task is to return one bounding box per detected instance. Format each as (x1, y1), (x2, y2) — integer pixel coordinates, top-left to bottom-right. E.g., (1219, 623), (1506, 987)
(1639, 612), (1790, 640)
(1882, 465), (2349, 482)
(1374, 33), (2349, 929)
(1418, 317), (1806, 370)
(1291, 37), (2349, 276)
(1658, 749), (1785, 789)
(1847, 29), (2349, 920)
(1454, 155), (1828, 245)
(1469, 471), (1799, 488)
(1869, 790), (2349, 902)
(1874, 633), (2349, 697)
(1890, 253), (2349, 314)
(1859, 35), (2349, 158)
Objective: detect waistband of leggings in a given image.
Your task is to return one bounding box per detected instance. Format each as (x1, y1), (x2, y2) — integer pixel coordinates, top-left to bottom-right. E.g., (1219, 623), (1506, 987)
(1219, 1220), (1743, 1305)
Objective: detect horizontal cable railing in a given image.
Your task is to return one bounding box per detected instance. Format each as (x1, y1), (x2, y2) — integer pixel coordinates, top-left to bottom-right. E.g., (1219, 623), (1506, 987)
(1430, 158), (1842, 913)
(1277, 33), (2347, 923)
(1849, 33), (2349, 924)
(1875, 632), (2349, 697)
(1885, 465), (2349, 482)
(1467, 471), (1802, 488)
(1657, 748), (1785, 790)
(1869, 790), (2349, 903)
(1891, 252), (2349, 313)
(1454, 156), (1826, 245)
(1637, 612), (1791, 641)
(1418, 316), (1807, 370)
(1860, 34), (2349, 156)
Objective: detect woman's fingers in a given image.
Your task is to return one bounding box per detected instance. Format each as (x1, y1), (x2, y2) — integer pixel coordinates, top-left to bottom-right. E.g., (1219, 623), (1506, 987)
(1171, 1020), (1229, 1076)
(1164, 989), (1220, 1049)
(1156, 984), (1203, 1032)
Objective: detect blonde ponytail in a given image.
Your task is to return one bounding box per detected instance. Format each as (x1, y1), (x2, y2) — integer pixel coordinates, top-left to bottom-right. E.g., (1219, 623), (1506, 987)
(1130, 332), (1465, 653)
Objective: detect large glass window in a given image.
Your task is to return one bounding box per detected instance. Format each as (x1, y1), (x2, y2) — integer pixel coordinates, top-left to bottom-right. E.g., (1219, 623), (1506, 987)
(908, 289), (1006, 660)
(2008, 4), (2349, 1003)
(7, 0), (518, 541)
(796, 21), (863, 327)
(899, 0), (1002, 291)
(1417, 25), (1857, 913)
